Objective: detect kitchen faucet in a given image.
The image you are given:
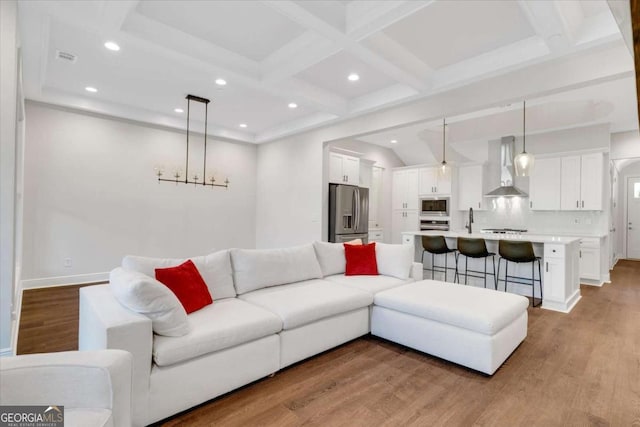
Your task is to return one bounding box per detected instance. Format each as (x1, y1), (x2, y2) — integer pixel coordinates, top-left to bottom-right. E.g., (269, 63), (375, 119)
(465, 207), (474, 234)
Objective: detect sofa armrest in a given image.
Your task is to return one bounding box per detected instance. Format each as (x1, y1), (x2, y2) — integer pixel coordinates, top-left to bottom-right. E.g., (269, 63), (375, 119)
(79, 285), (152, 427)
(0, 349), (132, 427)
(411, 262), (423, 281)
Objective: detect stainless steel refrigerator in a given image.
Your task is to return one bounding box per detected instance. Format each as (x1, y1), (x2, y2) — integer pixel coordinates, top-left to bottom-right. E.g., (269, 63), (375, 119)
(329, 184), (369, 243)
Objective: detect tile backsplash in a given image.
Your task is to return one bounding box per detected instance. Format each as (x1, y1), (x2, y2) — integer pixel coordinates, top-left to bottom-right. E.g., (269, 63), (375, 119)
(468, 198), (607, 236)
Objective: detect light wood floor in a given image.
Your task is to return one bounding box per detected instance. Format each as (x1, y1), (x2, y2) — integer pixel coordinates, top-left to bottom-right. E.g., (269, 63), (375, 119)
(17, 261), (640, 426)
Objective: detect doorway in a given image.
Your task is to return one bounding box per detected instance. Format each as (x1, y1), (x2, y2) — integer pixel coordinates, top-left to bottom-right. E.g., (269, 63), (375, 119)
(627, 176), (640, 259)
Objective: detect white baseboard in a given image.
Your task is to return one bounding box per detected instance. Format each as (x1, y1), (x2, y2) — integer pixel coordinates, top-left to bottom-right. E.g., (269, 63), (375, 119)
(21, 272), (109, 290)
(0, 347), (14, 357)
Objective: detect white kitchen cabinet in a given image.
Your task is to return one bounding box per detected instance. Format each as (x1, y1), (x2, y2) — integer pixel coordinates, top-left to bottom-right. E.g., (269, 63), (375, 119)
(529, 157), (561, 210)
(393, 169), (419, 210)
(560, 153), (603, 211)
(419, 167), (452, 195)
(392, 210), (418, 244)
(359, 159), (374, 188)
(368, 229), (384, 243)
(579, 238), (600, 281)
(329, 152), (359, 185)
(457, 165), (485, 210)
(369, 166), (383, 228)
(542, 240), (581, 312)
(580, 153), (603, 210)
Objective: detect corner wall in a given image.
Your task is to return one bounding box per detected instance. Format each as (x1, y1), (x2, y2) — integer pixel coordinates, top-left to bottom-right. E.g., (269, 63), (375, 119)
(0, 0), (19, 355)
(21, 102), (257, 285)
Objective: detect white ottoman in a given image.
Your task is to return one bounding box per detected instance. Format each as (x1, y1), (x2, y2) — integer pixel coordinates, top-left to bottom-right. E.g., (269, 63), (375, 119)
(371, 280), (529, 375)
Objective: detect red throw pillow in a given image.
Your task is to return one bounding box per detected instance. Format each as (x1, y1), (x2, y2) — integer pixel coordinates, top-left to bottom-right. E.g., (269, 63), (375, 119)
(344, 242), (379, 276)
(155, 260), (212, 314)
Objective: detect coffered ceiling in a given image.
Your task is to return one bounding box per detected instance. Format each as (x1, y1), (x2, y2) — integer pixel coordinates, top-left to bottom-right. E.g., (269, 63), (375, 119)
(17, 0), (634, 144)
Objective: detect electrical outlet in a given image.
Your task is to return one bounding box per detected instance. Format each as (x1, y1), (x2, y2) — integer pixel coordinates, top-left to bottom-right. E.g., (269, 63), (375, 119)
(574, 218), (580, 224)
(64, 258), (72, 268)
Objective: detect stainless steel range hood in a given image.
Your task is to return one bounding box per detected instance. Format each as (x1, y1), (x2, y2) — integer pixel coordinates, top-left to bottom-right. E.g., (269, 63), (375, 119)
(485, 136), (528, 197)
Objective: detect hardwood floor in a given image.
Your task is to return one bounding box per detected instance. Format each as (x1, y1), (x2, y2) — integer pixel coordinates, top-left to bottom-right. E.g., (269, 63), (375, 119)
(17, 262), (640, 426)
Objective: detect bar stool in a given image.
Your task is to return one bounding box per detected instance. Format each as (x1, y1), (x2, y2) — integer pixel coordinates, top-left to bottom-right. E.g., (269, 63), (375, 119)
(456, 237), (497, 289)
(497, 240), (542, 307)
(421, 236), (458, 283)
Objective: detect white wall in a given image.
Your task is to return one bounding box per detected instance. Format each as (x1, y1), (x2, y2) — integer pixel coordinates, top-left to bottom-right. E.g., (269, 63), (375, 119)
(0, 0), (19, 354)
(325, 139), (405, 242)
(21, 102), (257, 284)
(255, 135), (323, 248)
(610, 130), (640, 160)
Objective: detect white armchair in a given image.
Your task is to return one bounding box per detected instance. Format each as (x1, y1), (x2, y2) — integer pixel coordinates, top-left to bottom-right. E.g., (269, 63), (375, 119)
(0, 350), (132, 427)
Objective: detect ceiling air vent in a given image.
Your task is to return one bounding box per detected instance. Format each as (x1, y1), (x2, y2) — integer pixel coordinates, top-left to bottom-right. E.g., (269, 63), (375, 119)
(56, 50), (77, 63)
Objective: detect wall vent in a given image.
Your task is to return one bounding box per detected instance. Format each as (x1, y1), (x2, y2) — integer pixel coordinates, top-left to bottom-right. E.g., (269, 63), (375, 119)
(56, 50), (77, 63)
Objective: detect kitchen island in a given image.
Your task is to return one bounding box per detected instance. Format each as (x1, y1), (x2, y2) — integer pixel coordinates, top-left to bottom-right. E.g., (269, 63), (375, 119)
(402, 230), (581, 313)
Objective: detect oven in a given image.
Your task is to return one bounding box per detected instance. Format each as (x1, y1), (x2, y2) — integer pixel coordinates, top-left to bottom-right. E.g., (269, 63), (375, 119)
(420, 197), (449, 216)
(420, 218), (450, 231)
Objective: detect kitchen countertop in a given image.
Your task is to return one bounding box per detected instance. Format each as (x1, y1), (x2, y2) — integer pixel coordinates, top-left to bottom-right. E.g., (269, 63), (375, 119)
(403, 230), (581, 244)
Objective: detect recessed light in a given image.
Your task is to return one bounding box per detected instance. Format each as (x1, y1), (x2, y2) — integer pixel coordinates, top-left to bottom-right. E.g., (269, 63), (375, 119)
(348, 73), (360, 82)
(390, 139), (398, 144)
(104, 41), (120, 51)
(215, 78), (227, 86)
(288, 102), (298, 109)
(239, 123), (247, 128)
(174, 108), (184, 113)
(85, 86), (98, 93)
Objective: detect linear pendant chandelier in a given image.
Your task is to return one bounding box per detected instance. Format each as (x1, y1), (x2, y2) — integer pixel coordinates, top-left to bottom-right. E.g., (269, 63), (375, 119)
(155, 94), (229, 188)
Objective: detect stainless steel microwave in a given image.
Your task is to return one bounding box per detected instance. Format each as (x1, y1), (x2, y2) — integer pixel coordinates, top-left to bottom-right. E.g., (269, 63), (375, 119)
(420, 197), (449, 216)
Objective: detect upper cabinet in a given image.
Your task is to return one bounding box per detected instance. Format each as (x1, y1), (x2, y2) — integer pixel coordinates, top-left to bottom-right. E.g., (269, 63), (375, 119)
(560, 153), (603, 211)
(529, 157), (561, 210)
(359, 159), (375, 189)
(530, 152), (603, 211)
(329, 152), (359, 185)
(369, 166), (383, 228)
(392, 169), (419, 210)
(418, 167), (452, 195)
(457, 165), (485, 210)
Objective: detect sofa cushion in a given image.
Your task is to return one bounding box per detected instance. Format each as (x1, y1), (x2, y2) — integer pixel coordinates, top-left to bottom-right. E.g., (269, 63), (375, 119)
(155, 260), (212, 314)
(238, 279), (372, 329)
(313, 241), (345, 276)
(152, 299), (282, 367)
(122, 250), (236, 300)
(344, 243), (379, 276)
(374, 280), (529, 335)
(230, 244), (323, 295)
(109, 267), (189, 337)
(375, 243), (414, 280)
(324, 274), (412, 295)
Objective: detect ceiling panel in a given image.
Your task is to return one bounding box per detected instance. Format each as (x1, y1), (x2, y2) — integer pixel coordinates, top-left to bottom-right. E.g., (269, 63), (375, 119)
(383, 1), (536, 69)
(295, 50), (395, 99)
(135, 1), (306, 62)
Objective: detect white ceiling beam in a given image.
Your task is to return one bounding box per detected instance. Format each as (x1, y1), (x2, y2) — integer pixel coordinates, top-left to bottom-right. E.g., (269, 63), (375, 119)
(262, 0), (429, 92)
(346, 0), (435, 41)
(98, 0), (140, 35)
(517, 0), (579, 53)
(365, 32), (434, 80)
(260, 31), (340, 84)
(124, 12), (261, 79)
(121, 12), (346, 116)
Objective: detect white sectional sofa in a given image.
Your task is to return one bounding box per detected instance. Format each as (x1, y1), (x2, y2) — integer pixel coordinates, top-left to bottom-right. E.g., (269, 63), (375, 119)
(79, 241), (527, 426)
(79, 242), (422, 426)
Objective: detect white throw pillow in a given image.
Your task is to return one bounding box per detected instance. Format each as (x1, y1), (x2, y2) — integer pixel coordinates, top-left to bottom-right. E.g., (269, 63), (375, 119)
(122, 250), (235, 299)
(375, 243), (414, 280)
(109, 267), (190, 337)
(312, 241), (346, 276)
(231, 244), (323, 294)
